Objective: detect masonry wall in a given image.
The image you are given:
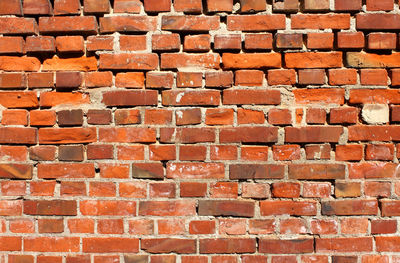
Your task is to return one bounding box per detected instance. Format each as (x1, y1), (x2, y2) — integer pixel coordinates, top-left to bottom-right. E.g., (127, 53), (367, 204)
(0, 0), (400, 262)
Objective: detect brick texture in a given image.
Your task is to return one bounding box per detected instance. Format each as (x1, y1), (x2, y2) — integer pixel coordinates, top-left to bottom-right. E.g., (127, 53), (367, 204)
(0, 0), (398, 261)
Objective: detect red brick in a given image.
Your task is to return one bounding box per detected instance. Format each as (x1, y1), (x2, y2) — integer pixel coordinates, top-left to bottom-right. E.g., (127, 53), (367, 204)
(260, 200), (317, 216)
(357, 14), (400, 30)
(316, 237), (373, 252)
(259, 239), (314, 254)
(276, 33), (303, 49)
(337, 32), (365, 49)
(40, 16), (97, 34)
(241, 146), (269, 161)
(348, 162), (397, 179)
(181, 182), (207, 197)
(215, 34), (241, 50)
(299, 69), (325, 85)
(341, 218), (368, 234)
(200, 239), (256, 254)
(365, 181), (391, 197)
(207, 0), (232, 12)
(368, 33), (396, 50)
(273, 145), (300, 161)
(293, 88), (345, 105)
(86, 36), (113, 51)
(335, 0), (361, 11)
(177, 72), (202, 88)
(249, 219), (275, 234)
(184, 34), (210, 51)
(37, 256), (62, 263)
(139, 200), (196, 216)
(2, 110), (28, 126)
(119, 35), (146, 51)
(9, 218), (33, 232)
(223, 53), (281, 69)
(307, 33), (334, 49)
(116, 72), (144, 88)
(245, 34), (272, 50)
(103, 90), (157, 106)
(83, 238), (139, 253)
(235, 70), (263, 86)
(328, 69), (357, 85)
(210, 182), (238, 198)
(167, 162), (223, 179)
(268, 69), (296, 85)
(146, 72), (174, 89)
(142, 238), (195, 254)
(152, 34), (180, 51)
(100, 53), (158, 70)
(1, 181), (26, 196)
(286, 126), (343, 143)
(303, 182), (331, 198)
(292, 14), (350, 29)
(120, 182), (147, 198)
(330, 107), (358, 124)
(24, 200), (77, 216)
(310, 219), (338, 235)
(304, 0), (329, 11)
(220, 126), (278, 143)
(224, 89), (280, 105)
(335, 145), (363, 161)
(9, 255), (34, 263)
(238, 109), (265, 124)
(38, 219), (64, 233)
(29, 146), (56, 161)
(163, 90), (220, 106)
(26, 36), (55, 53)
(162, 15), (219, 31)
(97, 219), (123, 234)
(366, 0), (393, 11)
(0, 17), (37, 35)
(144, 0), (170, 12)
(56, 72), (82, 89)
(371, 219), (397, 234)
(353, 52), (400, 68)
(205, 108), (234, 125)
(113, 0), (142, 13)
(273, 0), (299, 12)
(54, 0), (80, 14)
(174, 0), (202, 13)
(227, 15), (285, 31)
(242, 183), (270, 199)
(322, 200), (378, 215)
(289, 164), (345, 180)
(149, 182), (176, 198)
(84, 0), (110, 13)
(56, 36), (84, 53)
(0, 0), (22, 15)
(0, 127), (37, 144)
(0, 37), (24, 54)
(180, 145), (206, 161)
(0, 237), (22, 251)
(365, 144), (394, 161)
(100, 16), (156, 33)
(360, 69), (388, 86)
(230, 164), (283, 179)
(175, 108), (201, 125)
(272, 182), (300, 198)
(161, 53), (220, 69)
(286, 52), (342, 68)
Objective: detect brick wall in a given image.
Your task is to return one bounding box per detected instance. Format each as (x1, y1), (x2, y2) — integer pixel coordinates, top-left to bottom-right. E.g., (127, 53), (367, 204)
(0, 0), (399, 262)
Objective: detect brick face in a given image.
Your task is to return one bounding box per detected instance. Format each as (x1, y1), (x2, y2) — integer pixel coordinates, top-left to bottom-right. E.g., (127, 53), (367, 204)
(0, 0), (396, 261)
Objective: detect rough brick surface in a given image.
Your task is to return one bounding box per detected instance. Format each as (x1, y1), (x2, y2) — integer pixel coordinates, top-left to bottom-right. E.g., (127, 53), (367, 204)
(0, 0), (398, 261)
